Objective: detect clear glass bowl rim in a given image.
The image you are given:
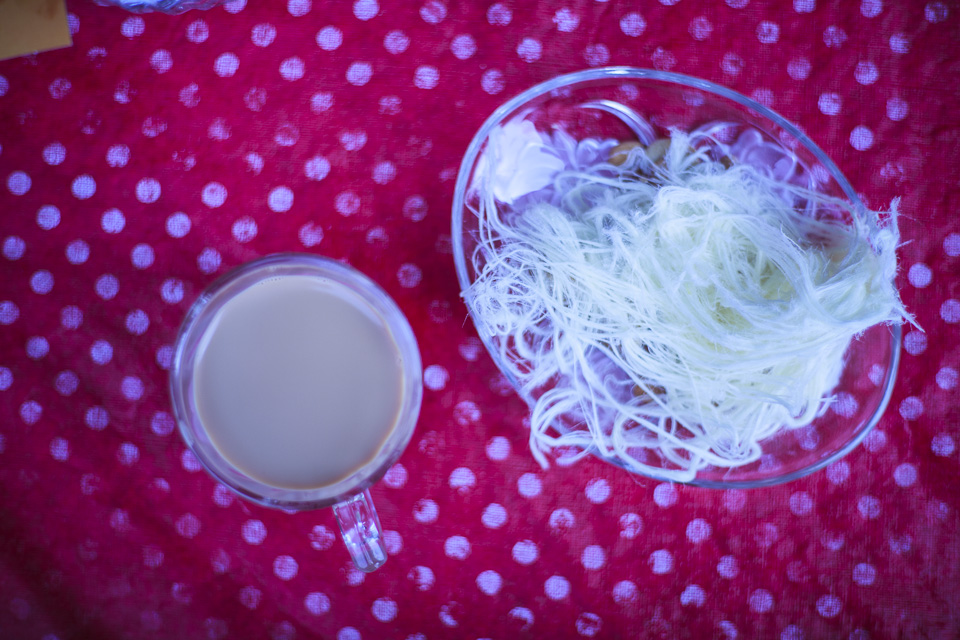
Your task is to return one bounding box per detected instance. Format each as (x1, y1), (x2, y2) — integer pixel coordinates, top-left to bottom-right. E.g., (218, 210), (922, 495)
(451, 66), (902, 489)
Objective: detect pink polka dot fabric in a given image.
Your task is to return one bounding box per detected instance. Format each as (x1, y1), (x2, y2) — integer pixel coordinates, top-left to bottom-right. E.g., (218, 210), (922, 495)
(1, 1), (958, 638)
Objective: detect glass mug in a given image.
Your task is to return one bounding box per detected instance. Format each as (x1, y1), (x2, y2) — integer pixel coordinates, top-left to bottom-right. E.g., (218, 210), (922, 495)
(169, 254), (423, 572)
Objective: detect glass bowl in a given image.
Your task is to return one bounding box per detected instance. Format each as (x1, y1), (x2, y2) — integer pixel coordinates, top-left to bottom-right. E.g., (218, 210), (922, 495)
(452, 67), (901, 488)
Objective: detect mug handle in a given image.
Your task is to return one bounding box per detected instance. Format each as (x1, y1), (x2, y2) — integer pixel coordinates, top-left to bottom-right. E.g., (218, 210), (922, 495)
(333, 489), (387, 572)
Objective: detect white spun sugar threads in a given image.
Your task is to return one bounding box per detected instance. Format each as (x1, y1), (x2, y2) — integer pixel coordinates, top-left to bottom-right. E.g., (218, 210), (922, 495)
(466, 121), (908, 482)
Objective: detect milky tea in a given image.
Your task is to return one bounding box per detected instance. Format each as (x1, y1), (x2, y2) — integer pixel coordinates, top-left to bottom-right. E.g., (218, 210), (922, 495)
(191, 275), (406, 490)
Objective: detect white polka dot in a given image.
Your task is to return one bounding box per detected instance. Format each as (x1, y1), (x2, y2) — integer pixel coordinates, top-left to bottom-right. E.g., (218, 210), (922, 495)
(899, 396), (923, 420)
(925, 2), (948, 23)
(346, 61), (373, 86)
(55, 370), (79, 395)
(689, 16), (712, 40)
(420, 365), (448, 391)
(932, 433), (954, 456)
(617, 512), (641, 539)
(512, 37), (543, 63)
(903, 331), (926, 356)
(155, 345), (173, 370)
(150, 50), (172, 74)
(43, 142), (66, 165)
(941, 299), (960, 323)
(481, 69), (504, 95)
(476, 570), (501, 595)
(131, 244), (155, 269)
(517, 473), (542, 498)
(121, 377), (143, 401)
(72, 175), (96, 199)
(63, 240), (89, 265)
(162, 212), (191, 238)
(889, 32), (910, 53)
(414, 66), (439, 89)
(339, 131), (367, 151)
(118, 442), (140, 465)
(544, 575), (570, 600)
(749, 589), (773, 613)
(240, 520), (266, 545)
(790, 491), (814, 516)
(49, 78), (71, 99)
(868, 363), (885, 385)
(553, 7), (579, 31)
(717, 555), (739, 578)
(266, 186), (294, 213)
(121, 16), (144, 38)
(334, 191), (361, 216)
(397, 263), (422, 288)
(818, 93), (841, 115)
(487, 3), (511, 25)
(860, 0), (882, 17)
(794, 0), (815, 11)
(444, 535), (470, 559)
(36, 205), (60, 230)
(273, 555), (298, 580)
(850, 126), (874, 150)
(823, 25), (848, 48)
(176, 513), (201, 538)
(857, 495), (881, 519)
(252, 23), (276, 47)
(610, 580), (638, 605)
(936, 367), (957, 390)
(686, 518), (712, 543)
(3, 236), (25, 260)
(95, 274), (119, 300)
(620, 12), (645, 36)
(21, 400), (42, 424)
(887, 97), (908, 121)
(223, 0), (246, 13)
(89, 340), (113, 365)
(378, 463), (406, 490)
(305, 592), (330, 615)
(480, 437), (510, 462)
(679, 584), (705, 607)
(86, 406), (110, 431)
(51, 438), (69, 461)
(0, 367), (11, 391)
(817, 594), (842, 618)
(197, 248), (221, 274)
(0, 301), (18, 324)
(239, 586), (261, 609)
(581, 545), (605, 570)
(852, 563), (876, 586)
(413, 498), (438, 523)
(369, 162), (396, 185)
(304, 156), (331, 182)
(214, 53), (239, 77)
(511, 540), (538, 565)
(26, 336), (49, 359)
(653, 483), (677, 507)
(907, 262), (931, 287)
(891, 465), (917, 491)
(383, 530), (402, 554)
(0, 76), (6, 96)
(787, 57), (811, 80)
(279, 57), (305, 81)
(757, 21), (780, 43)
(584, 478), (610, 503)
(649, 549), (674, 574)
(201, 182), (227, 208)
(449, 467), (476, 494)
(383, 30), (409, 54)
(354, 0), (378, 19)
(854, 61), (878, 85)
(161, 278), (185, 304)
(288, 0), (310, 16)
(482, 503), (507, 529)
(232, 217), (258, 243)
(106, 144), (130, 167)
(308, 525), (334, 550)
(182, 451), (203, 474)
(29, 270), (53, 294)
(865, 429), (888, 452)
(369, 597), (397, 622)
(584, 43), (610, 66)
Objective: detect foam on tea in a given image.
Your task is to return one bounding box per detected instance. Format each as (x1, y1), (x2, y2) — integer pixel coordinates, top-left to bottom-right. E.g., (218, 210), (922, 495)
(192, 275), (405, 490)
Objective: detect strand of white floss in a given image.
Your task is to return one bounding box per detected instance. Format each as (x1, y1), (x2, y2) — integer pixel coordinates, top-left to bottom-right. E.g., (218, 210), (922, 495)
(466, 123), (910, 482)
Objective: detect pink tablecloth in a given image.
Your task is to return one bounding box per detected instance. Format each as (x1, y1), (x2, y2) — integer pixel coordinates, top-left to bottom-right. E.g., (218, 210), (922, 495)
(1, 1), (958, 638)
